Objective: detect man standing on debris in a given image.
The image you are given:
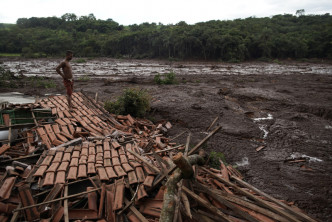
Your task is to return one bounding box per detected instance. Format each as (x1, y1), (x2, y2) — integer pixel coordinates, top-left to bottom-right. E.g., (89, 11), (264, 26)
(56, 50), (74, 110)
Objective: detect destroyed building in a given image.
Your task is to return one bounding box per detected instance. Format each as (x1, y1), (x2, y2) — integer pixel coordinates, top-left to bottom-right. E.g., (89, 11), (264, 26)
(0, 92), (317, 222)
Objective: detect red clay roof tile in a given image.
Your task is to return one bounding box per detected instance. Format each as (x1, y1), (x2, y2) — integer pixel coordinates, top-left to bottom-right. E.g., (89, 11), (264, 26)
(104, 151), (111, 159)
(53, 152), (63, 162)
(56, 133), (68, 143)
(78, 164), (87, 178)
(88, 155), (95, 163)
(41, 156), (53, 166)
(137, 184), (148, 200)
(122, 163), (134, 172)
(143, 175), (155, 188)
(67, 167), (77, 180)
(55, 119), (67, 126)
(43, 172), (55, 186)
(127, 171), (138, 185)
(96, 153), (103, 161)
(111, 149), (119, 158)
(58, 162), (69, 171)
(103, 141), (110, 151)
(112, 157), (120, 166)
(114, 179), (125, 210)
(62, 153), (71, 162)
(129, 160), (141, 168)
(46, 162), (60, 172)
(89, 146), (96, 155)
(79, 155), (88, 165)
(34, 165), (48, 177)
(104, 159), (112, 167)
(97, 167), (109, 181)
(114, 166), (127, 177)
(60, 126), (70, 135)
(87, 163), (96, 174)
(54, 171), (66, 184)
(111, 141), (121, 149)
(105, 167), (117, 179)
(69, 158), (79, 167)
(96, 145), (103, 153)
(72, 151), (80, 158)
(135, 167), (145, 183)
(0, 177), (16, 200)
(119, 155), (128, 164)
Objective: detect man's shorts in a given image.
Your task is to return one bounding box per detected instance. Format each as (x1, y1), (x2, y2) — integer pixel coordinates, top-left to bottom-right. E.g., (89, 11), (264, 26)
(63, 79), (74, 96)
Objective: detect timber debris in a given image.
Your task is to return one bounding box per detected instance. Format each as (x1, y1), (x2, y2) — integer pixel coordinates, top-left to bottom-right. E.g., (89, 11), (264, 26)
(0, 92), (317, 221)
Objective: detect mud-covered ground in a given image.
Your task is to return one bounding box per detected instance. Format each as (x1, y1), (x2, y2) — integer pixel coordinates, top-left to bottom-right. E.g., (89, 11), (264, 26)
(1, 58), (332, 221)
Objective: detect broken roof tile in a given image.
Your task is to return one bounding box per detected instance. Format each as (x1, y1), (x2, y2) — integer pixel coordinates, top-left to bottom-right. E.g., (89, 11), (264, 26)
(78, 164), (87, 178)
(43, 172), (55, 186)
(127, 171), (138, 185)
(54, 171), (66, 184)
(137, 184), (148, 200)
(0, 177), (16, 200)
(135, 167), (145, 183)
(67, 167), (77, 180)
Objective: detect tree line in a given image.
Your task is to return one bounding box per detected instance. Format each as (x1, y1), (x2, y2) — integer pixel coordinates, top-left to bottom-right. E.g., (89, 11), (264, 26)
(0, 12), (331, 61)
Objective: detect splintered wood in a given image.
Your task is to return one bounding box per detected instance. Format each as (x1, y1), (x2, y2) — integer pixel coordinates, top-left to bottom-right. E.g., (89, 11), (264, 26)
(0, 92), (317, 222)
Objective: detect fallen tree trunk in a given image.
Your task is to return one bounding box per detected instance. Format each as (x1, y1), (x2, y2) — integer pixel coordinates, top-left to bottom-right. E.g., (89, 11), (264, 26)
(159, 152), (205, 222)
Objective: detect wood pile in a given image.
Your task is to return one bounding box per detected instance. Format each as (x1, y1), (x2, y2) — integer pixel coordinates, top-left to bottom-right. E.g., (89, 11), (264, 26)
(0, 92), (317, 222)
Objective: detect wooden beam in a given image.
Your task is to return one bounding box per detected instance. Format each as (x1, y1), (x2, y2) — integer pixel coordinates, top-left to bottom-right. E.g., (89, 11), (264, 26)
(13, 188), (101, 212)
(63, 185), (69, 222)
(126, 149), (160, 174)
(201, 167), (301, 222)
(231, 176), (317, 222)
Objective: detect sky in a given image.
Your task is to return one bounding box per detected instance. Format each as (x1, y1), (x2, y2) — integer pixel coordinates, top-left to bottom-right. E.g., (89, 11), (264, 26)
(1, 0), (331, 25)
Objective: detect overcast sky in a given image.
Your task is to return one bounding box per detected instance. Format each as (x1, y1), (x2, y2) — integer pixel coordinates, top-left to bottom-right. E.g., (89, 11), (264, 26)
(1, 0), (331, 25)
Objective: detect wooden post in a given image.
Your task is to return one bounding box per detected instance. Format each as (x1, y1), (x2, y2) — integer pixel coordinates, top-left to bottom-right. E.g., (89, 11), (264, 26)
(63, 185), (69, 222)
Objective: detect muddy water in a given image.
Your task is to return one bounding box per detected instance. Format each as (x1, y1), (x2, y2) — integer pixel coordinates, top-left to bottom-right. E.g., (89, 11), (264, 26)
(1, 58), (332, 78)
(0, 92), (35, 104)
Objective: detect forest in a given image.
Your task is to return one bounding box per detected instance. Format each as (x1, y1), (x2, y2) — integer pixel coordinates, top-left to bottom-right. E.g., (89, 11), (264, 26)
(0, 12), (331, 61)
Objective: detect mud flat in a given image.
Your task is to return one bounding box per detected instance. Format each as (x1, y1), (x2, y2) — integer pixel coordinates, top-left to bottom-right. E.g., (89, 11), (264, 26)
(1, 58), (332, 221)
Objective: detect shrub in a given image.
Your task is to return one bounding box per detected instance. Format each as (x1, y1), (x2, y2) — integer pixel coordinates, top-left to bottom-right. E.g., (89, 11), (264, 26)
(73, 58), (87, 63)
(104, 88), (151, 117)
(78, 74), (90, 81)
(154, 71), (177, 85)
(209, 151), (227, 169)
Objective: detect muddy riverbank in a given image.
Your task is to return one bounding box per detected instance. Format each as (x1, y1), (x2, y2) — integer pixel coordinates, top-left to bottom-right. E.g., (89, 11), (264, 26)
(1, 58), (332, 221)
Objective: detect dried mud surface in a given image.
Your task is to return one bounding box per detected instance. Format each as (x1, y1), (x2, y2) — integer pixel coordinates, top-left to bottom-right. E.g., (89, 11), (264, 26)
(1, 58), (332, 221)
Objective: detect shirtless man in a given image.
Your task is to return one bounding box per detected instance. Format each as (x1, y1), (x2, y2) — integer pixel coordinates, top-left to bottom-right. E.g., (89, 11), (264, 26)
(56, 50), (74, 110)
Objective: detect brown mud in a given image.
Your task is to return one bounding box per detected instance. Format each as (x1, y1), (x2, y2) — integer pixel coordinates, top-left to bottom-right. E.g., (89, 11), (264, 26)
(1, 58), (332, 221)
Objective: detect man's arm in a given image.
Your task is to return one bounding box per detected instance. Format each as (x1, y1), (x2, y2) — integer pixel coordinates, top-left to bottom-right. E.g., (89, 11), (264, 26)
(56, 62), (65, 78)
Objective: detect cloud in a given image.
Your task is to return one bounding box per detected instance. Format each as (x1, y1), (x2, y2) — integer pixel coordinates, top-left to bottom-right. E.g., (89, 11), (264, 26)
(0, 0), (331, 24)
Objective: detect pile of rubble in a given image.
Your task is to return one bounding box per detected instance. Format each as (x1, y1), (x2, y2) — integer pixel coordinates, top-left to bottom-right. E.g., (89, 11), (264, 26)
(0, 92), (316, 222)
